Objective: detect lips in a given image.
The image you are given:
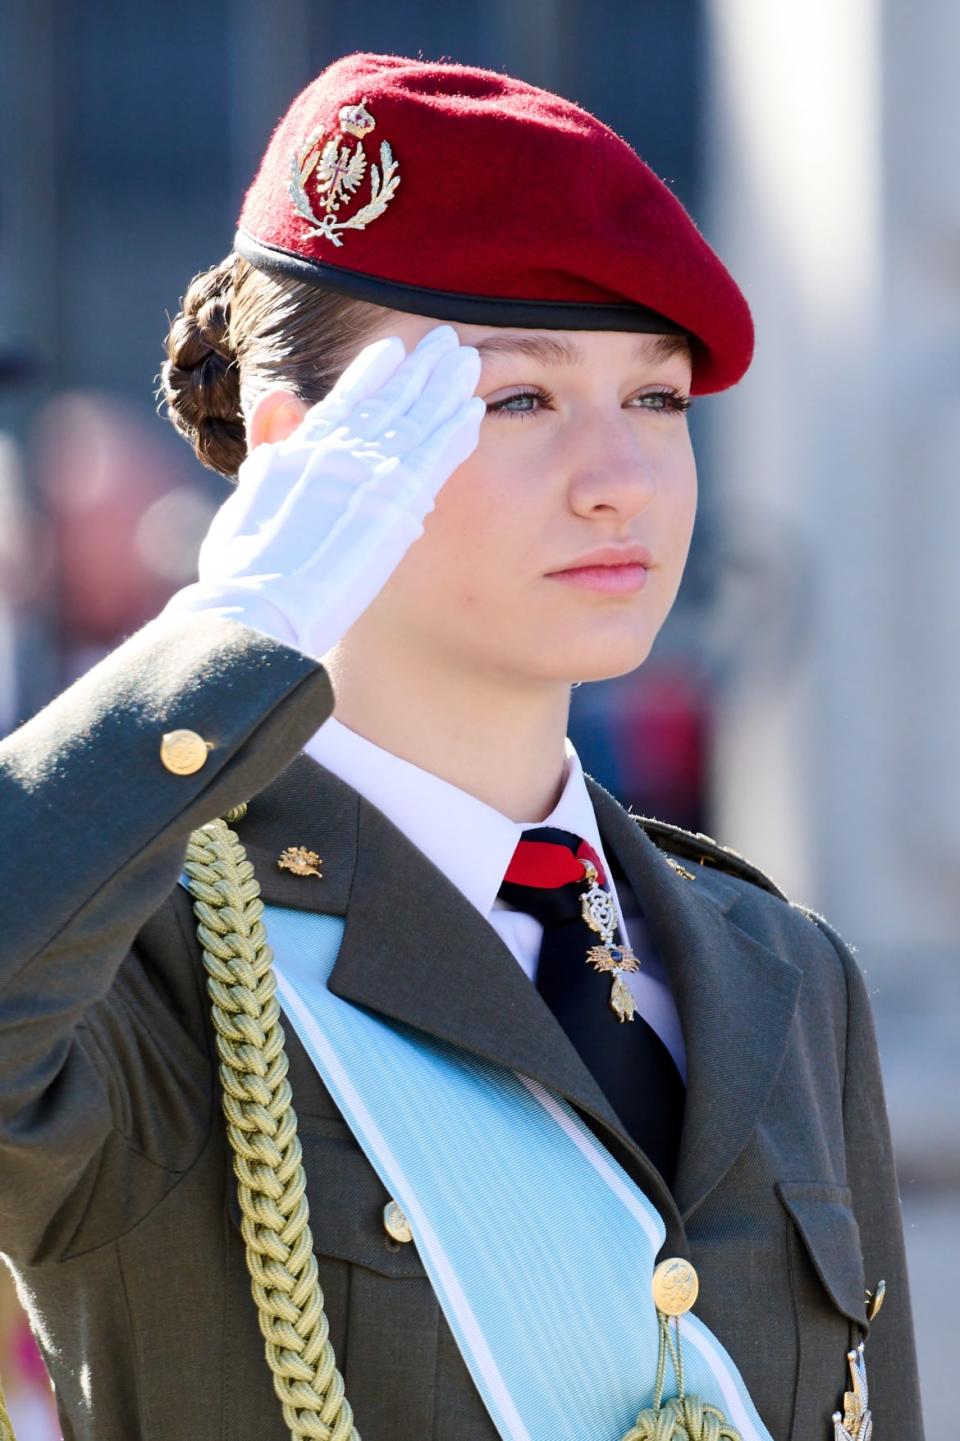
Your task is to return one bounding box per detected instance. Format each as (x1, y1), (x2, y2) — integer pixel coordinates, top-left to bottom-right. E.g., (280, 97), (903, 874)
(546, 563), (649, 595)
(547, 544), (653, 575)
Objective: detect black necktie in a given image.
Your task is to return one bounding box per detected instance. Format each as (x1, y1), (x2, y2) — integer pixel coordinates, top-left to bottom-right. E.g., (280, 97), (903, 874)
(498, 825), (685, 1188)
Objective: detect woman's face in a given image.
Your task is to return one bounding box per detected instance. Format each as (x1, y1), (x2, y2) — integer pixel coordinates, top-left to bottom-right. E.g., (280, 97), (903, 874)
(344, 312), (698, 685)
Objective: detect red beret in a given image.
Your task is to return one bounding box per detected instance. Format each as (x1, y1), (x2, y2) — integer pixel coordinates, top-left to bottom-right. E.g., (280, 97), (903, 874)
(236, 52), (754, 395)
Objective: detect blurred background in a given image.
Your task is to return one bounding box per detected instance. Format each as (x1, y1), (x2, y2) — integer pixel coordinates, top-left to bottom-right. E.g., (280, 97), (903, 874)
(0, 0), (956, 1435)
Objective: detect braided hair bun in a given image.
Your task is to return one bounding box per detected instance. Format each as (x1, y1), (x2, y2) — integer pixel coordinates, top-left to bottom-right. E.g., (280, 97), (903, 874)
(161, 254), (247, 479)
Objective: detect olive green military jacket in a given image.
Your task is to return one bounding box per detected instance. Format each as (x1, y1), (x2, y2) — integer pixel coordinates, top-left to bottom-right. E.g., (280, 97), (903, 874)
(0, 613), (923, 1441)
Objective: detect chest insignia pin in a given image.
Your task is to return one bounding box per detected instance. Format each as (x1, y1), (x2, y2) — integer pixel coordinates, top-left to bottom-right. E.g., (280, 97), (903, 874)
(277, 846), (324, 878)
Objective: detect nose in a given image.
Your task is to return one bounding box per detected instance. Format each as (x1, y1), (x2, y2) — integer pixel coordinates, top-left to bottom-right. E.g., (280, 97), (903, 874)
(563, 410), (659, 522)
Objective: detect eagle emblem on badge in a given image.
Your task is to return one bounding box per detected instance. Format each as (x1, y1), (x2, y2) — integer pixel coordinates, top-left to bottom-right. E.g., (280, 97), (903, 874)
(289, 99), (400, 247)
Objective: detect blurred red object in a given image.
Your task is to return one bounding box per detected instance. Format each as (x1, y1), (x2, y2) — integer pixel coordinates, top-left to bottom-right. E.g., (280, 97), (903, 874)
(617, 664), (708, 830)
(32, 391), (215, 678)
(1, 1266), (60, 1439)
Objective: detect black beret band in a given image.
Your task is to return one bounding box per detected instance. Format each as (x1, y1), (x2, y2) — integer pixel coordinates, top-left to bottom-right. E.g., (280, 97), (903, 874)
(235, 230), (692, 338)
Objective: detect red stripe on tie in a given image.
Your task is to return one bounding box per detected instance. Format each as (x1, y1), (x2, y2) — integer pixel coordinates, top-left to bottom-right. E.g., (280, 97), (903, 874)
(503, 838), (606, 888)
(576, 838), (606, 884)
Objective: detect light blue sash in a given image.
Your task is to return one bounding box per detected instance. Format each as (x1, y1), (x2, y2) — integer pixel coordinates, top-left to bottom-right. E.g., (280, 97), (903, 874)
(180, 883), (772, 1441)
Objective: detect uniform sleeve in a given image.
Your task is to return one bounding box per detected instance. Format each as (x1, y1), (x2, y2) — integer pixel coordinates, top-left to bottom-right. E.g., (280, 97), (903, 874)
(0, 611), (334, 1263)
(806, 909), (926, 1438)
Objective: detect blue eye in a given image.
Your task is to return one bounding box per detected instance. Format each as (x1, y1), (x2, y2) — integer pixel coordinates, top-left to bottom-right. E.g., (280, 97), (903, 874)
(484, 386), (693, 420)
(485, 388), (543, 419)
(634, 389), (693, 416)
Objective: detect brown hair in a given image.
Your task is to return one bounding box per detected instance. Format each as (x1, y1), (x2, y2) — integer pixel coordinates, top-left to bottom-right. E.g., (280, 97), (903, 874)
(159, 252), (395, 480)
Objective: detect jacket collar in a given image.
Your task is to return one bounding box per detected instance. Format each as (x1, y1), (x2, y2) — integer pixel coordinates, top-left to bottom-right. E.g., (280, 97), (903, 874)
(303, 714), (609, 924)
(236, 750), (800, 1222)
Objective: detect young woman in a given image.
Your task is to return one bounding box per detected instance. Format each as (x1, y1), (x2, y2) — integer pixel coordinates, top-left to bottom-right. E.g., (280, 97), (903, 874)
(0, 51), (921, 1441)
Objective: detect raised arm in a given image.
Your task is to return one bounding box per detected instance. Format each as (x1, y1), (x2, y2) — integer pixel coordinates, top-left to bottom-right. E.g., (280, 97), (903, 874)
(0, 323), (484, 1262)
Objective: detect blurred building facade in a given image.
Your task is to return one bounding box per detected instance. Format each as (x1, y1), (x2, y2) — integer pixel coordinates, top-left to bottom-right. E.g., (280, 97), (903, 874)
(705, 4), (959, 1420)
(0, 0), (955, 1434)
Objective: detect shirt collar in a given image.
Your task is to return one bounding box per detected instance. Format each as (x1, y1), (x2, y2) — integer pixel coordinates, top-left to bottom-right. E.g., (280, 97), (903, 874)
(303, 714), (612, 920)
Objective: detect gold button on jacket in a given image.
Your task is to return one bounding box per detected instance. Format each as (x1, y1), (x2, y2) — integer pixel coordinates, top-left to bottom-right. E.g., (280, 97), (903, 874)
(383, 1200), (413, 1244)
(159, 729), (211, 775)
(651, 1257), (699, 1316)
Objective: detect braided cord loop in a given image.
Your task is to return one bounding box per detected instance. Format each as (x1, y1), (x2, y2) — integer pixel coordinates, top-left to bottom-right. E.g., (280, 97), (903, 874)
(183, 816), (359, 1441)
(620, 1314), (742, 1441)
(621, 1395), (742, 1441)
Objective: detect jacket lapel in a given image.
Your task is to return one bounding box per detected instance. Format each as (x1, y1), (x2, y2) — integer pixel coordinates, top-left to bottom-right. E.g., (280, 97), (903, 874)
(584, 776), (802, 1220)
(235, 751), (633, 1140)
(236, 750), (800, 1228)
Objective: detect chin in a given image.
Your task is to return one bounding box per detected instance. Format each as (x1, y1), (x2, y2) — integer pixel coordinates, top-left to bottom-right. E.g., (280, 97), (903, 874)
(537, 629), (658, 684)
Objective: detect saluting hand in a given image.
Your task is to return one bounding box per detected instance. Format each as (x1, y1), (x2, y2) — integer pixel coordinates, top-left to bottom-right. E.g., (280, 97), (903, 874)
(162, 324), (484, 658)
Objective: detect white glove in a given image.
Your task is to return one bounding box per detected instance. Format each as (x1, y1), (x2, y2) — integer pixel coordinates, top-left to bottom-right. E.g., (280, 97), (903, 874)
(161, 324), (484, 658)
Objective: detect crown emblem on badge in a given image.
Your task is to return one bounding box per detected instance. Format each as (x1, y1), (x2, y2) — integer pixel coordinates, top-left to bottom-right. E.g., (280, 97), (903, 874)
(289, 99), (400, 248)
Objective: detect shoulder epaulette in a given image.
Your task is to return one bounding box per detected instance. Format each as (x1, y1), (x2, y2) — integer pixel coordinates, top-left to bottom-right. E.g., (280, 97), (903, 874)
(632, 814), (789, 900)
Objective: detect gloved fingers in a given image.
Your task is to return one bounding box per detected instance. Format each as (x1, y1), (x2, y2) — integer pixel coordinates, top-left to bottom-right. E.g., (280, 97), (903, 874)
(193, 332), (482, 595)
(378, 347), (482, 455)
(261, 428), (437, 589)
(323, 386), (485, 524)
(277, 342), (468, 516)
(252, 428), (378, 546)
(291, 324), (457, 444)
(346, 327), (465, 441)
(223, 326), (463, 542)
(393, 395), (487, 501)
(288, 335), (407, 443)
(217, 414), (384, 562)
(200, 390), (482, 650)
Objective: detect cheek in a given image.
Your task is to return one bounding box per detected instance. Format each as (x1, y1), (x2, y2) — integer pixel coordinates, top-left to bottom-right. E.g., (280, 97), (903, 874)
(420, 452), (520, 583)
(672, 467), (696, 519)
(664, 451), (698, 549)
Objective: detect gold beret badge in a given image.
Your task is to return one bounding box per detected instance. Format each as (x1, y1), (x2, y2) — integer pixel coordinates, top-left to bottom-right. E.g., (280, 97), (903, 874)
(289, 99), (400, 247)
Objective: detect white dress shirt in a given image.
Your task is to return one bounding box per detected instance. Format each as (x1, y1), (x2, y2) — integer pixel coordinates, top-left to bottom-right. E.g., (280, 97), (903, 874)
(305, 715), (687, 1080)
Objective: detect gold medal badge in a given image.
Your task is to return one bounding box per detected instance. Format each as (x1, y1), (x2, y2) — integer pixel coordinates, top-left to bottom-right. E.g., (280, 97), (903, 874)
(288, 99), (400, 247)
(578, 858), (641, 1022)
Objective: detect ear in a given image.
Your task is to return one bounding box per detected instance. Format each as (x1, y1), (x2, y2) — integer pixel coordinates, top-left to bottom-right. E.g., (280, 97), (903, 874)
(247, 388), (309, 451)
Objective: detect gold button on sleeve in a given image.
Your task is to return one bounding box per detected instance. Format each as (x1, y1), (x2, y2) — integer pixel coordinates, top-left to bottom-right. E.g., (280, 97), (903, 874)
(651, 1257), (699, 1316)
(383, 1200), (413, 1244)
(159, 729), (211, 776)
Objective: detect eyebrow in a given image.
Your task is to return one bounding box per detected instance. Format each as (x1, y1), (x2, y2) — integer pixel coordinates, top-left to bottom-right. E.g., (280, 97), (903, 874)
(472, 331), (691, 366)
